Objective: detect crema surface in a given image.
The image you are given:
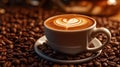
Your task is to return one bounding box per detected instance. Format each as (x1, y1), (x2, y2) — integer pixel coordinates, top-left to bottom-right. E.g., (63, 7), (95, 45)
(45, 14), (94, 30)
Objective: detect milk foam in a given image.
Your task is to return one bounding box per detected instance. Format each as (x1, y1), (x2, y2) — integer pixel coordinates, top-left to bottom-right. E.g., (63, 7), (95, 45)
(54, 18), (88, 28)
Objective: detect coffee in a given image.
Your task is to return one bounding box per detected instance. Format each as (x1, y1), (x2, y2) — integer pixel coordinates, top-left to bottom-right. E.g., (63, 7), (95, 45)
(44, 14), (94, 30)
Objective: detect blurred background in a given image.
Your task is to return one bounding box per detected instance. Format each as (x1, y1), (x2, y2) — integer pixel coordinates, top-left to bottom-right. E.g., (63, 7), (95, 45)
(0, 0), (120, 20)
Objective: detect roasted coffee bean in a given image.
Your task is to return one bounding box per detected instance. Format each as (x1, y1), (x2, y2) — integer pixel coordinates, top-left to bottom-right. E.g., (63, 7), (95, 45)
(87, 61), (94, 66)
(1, 52), (7, 56)
(107, 61), (116, 66)
(77, 65), (82, 67)
(117, 65), (120, 67)
(0, 7), (120, 67)
(113, 58), (120, 62)
(102, 62), (108, 67)
(108, 56), (116, 60)
(3, 37), (12, 44)
(53, 64), (60, 67)
(9, 44), (14, 49)
(94, 61), (102, 67)
(12, 58), (20, 64)
(1, 56), (7, 60)
(81, 63), (87, 67)
(33, 27), (40, 33)
(3, 61), (12, 67)
(100, 58), (107, 62)
(85, 52), (92, 57)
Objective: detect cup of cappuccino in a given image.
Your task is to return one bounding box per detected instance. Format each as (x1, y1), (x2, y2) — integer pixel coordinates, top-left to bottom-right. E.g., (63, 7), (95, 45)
(44, 14), (111, 55)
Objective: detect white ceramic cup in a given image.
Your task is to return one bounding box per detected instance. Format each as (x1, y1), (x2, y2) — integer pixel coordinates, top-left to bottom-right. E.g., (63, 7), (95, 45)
(44, 14), (111, 55)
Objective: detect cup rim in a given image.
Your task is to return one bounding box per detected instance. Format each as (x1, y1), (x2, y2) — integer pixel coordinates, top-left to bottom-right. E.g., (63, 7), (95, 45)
(44, 14), (96, 32)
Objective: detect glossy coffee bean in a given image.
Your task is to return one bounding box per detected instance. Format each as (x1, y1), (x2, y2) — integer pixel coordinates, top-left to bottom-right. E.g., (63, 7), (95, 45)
(0, 7), (120, 67)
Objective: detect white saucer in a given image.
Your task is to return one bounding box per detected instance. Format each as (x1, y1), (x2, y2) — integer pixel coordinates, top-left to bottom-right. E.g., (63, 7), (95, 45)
(34, 35), (102, 64)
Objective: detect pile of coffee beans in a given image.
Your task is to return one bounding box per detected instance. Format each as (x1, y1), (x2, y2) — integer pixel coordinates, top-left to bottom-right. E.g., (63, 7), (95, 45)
(0, 6), (120, 67)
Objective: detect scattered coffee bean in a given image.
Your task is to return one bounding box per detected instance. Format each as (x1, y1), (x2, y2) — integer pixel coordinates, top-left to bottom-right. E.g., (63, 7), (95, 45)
(0, 6), (120, 67)
(107, 61), (116, 66)
(69, 64), (75, 67)
(0, 8), (5, 14)
(12, 58), (20, 64)
(100, 58), (107, 62)
(3, 61), (12, 67)
(87, 61), (94, 66)
(77, 65), (82, 67)
(102, 62), (108, 67)
(94, 61), (102, 66)
(108, 56), (116, 60)
(52, 64), (60, 67)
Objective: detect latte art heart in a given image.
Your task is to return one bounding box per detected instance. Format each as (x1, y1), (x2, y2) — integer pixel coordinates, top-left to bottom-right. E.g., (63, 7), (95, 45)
(54, 18), (88, 28)
(63, 18), (79, 24)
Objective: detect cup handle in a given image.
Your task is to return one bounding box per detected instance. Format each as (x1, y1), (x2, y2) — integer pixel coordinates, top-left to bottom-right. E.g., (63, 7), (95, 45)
(87, 27), (111, 52)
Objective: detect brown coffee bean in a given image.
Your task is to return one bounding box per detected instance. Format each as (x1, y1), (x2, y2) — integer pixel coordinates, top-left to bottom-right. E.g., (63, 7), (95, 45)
(33, 27), (40, 32)
(30, 21), (35, 27)
(29, 37), (36, 43)
(9, 44), (14, 49)
(28, 57), (34, 63)
(69, 64), (74, 67)
(117, 65), (120, 67)
(31, 62), (38, 67)
(87, 61), (94, 66)
(1, 56), (6, 60)
(20, 63), (26, 67)
(113, 58), (120, 62)
(79, 55), (86, 59)
(0, 6), (120, 67)
(3, 37), (12, 44)
(117, 36), (120, 41)
(85, 52), (92, 57)
(109, 52), (115, 56)
(94, 61), (102, 66)
(0, 8), (5, 14)
(52, 64), (60, 67)
(1, 52), (7, 55)
(29, 31), (35, 36)
(1, 40), (6, 46)
(113, 47), (117, 51)
(2, 31), (7, 35)
(0, 61), (5, 64)
(12, 59), (20, 64)
(108, 56), (116, 60)
(82, 63), (87, 67)
(3, 61), (12, 67)
(102, 62), (108, 67)
(107, 61), (116, 66)
(0, 44), (2, 47)
(77, 65), (82, 67)
(100, 58), (107, 62)
(20, 58), (27, 64)
(12, 28), (17, 33)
